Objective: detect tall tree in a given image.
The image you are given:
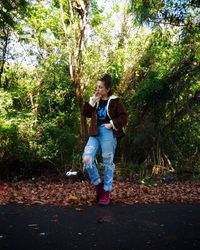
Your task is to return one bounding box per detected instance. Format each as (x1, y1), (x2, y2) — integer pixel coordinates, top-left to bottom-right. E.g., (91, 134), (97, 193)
(0, 0), (28, 86)
(59, 0), (89, 144)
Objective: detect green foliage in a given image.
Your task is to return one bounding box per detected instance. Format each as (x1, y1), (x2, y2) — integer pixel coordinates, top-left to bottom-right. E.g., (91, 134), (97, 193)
(0, 88), (13, 116)
(122, 23), (200, 177)
(0, 0), (29, 28)
(130, 0), (200, 27)
(130, 0), (162, 25)
(0, 59), (79, 175)
(36, 120), (77, 165)
(89, 0), (104, 27)
(107, 62), (123, 89)
(0, 117), (36, 167)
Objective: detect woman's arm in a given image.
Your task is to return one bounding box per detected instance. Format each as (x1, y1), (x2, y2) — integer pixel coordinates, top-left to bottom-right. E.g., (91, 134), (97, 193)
(82, 101), (95, 118)
(82, 91), (101, 118)
(110, 99), (128, 130)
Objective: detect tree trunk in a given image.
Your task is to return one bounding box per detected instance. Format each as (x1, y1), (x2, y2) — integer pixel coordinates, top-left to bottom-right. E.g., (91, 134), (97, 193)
(75, 76), (88, 145)
(0, 24), (9, 87)
(60, 0), (89, 144)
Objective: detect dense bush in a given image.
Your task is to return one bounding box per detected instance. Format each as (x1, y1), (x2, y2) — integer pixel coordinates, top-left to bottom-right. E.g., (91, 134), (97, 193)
(121, 27), (200, 178)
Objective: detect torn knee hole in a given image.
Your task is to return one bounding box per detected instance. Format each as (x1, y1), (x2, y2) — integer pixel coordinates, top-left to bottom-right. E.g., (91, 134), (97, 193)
(102, 153), (113, 159)
(83, 155), (91, 164)
(102, 152), (113, 165)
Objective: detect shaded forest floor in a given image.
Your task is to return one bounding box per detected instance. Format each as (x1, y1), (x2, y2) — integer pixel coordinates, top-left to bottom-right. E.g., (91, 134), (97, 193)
(1, 177), (200, 207)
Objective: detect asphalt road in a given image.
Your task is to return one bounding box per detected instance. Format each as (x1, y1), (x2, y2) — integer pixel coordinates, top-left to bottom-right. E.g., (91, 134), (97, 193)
(0, 203), (200, 250)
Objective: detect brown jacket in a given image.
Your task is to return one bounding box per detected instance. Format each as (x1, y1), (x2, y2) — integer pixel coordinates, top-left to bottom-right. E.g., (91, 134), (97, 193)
(82, 96), (128, 138)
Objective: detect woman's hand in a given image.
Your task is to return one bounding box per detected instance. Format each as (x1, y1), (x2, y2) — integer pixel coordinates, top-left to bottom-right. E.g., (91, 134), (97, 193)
(101, 123), (113, 129)
(91, 91), (101, 102)
(89, 91), (101, 107)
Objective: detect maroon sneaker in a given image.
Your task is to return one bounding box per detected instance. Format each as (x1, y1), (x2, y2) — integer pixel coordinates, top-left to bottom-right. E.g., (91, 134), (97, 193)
(98, 189), (110, 205)
(95, 182), (103, 202)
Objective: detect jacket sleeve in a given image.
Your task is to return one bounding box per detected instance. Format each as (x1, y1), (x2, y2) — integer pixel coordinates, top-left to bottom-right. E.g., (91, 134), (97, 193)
(110, 99), (128, 130)
(82, 97), (99, 117)
(82, 101), (95, 118)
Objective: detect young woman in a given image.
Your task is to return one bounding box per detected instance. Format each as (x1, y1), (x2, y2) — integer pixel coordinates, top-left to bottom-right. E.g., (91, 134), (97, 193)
(82, 74), (128, 205)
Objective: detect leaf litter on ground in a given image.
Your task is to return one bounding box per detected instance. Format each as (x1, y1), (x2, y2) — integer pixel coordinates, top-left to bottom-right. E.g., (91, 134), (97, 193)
(0, 179), (200, 207)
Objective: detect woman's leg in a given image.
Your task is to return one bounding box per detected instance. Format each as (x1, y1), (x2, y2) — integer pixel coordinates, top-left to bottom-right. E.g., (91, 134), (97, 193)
(99, 127), (117, 191)
(82, 136), (101, 186)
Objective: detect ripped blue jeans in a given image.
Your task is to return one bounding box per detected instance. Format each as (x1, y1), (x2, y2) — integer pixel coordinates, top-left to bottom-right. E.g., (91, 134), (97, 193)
(82, 126), (117, 191)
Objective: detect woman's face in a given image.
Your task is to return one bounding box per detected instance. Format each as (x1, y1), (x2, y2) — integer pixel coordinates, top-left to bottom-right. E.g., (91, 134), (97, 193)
(96, 80), (110, 98)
